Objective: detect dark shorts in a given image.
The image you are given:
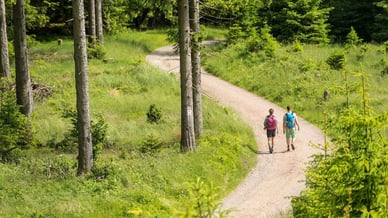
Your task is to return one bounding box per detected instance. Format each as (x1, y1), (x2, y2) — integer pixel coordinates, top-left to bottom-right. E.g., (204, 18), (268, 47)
(266, 129), (276, 138)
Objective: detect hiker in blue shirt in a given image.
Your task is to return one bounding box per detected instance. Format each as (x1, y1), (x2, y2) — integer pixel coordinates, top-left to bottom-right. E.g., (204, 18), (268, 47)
(283, 106), (300, 151)
(264, 108), (279, 153)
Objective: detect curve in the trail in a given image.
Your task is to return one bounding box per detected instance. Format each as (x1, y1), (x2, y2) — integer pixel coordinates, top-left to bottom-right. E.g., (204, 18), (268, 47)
(146, 44), (324, 218)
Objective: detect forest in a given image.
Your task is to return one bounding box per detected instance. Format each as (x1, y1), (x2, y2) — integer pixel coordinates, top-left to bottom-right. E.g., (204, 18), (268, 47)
(1, 0), (388, 42)
(1, 0), (388, 217)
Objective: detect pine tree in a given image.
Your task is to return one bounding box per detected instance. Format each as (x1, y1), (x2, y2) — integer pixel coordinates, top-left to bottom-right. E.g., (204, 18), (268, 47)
(286, 0), (332, 44)
(292, 71), (388, 217)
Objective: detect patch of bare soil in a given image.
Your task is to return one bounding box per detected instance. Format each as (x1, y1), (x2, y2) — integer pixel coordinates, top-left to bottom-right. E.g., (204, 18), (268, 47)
(146, 43), (323, 218)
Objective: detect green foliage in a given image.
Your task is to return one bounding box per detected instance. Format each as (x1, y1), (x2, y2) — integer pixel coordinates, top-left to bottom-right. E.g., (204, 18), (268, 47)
(382, 66), (388, 77)
(103, 1), (130, 34)
(184, 177), (231, 217)
(346, 26), (363, 46)
(202, 35), (388, 135)
(245, 25), (279, 57)
(7, 41), (15, 61)
(0, 80), (33, 162)
(103, 0), (176, 33)
(146, 104), (162, 124)
(166, 27), (179, 43)
(354, 44), (369, 62)
(139, 134), (163, 154)
(24, 1), (51, 30)
(384, 40), (388, 53)
(286, 0), (332, 44)
(292, 94), (388, 217)
(40, 155), (76, 180)
(203, 37), (388, 215)
(226, 24), (246, 44)
(288, 39), (304, 53)
(88, 41), (107, 60)
(323, 0), (380, 42)
(372, 1), (388, 42)
(326, 51), (346, 70)
(90, 160), (119, 181)
(0, 30), (258, 217)
(227, 0), (331, 44)
(59, 109), (108, 160)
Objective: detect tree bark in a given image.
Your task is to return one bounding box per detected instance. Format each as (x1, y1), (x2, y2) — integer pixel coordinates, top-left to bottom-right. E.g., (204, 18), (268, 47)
(178, 0), (196, 152)
(73, 0), (93, 175)
(13, 0), (33, 118)
(95, 0), (104, 44)
(189, 0), (203, 138)
(88, 0), (96, 44)
(0, 0), (10, 78)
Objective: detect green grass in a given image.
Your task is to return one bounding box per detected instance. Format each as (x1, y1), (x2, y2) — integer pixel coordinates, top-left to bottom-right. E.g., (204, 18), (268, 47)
(202, 41), (388, 131)
(0, 29), (257, 217)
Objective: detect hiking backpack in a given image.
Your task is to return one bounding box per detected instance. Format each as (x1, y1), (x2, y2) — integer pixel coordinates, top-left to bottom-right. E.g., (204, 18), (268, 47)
(285, 112), (295, 128)
(266, 115), (276, 130)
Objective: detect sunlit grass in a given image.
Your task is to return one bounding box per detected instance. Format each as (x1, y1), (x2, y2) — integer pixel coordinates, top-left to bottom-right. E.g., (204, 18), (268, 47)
(202, 42), (388, 130)
(1, 28), (257, 217)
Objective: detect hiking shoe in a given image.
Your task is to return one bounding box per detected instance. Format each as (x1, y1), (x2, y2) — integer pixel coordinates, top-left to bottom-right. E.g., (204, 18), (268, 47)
(291, 144), (295, 150)
(287, 145), (290, 151)
(270, 147), (273, 153)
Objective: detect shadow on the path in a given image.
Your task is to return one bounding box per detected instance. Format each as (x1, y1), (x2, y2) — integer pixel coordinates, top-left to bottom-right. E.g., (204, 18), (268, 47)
(246, 143), (290, 155)
(257, 150), (290, 155)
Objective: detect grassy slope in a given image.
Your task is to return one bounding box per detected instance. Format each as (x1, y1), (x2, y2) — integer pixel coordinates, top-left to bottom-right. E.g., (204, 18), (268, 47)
(0, 30), (257, 217)
(202, 42), (388, 133)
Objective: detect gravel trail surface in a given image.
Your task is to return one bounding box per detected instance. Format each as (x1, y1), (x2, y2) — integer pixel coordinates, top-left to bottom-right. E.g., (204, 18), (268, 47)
(146, 44), (323, 217)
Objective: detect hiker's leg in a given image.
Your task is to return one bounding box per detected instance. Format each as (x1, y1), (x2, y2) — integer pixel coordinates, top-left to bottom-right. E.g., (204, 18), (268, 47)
(290, 129), (296, 150)
(286, 129), (292, 150)
(267, 131), (271, 146)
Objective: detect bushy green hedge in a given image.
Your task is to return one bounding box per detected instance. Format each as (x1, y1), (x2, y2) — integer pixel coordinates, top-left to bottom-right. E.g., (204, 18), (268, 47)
(0, 79), (33, 162)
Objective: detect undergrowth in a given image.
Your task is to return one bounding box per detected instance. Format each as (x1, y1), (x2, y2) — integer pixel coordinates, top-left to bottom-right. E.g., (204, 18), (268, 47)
(202, 41), (388, 131)
(0, 29), (257, 217)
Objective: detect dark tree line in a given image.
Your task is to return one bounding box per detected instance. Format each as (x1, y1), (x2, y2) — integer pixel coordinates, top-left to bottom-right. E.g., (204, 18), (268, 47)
(0, 0), (387, 43)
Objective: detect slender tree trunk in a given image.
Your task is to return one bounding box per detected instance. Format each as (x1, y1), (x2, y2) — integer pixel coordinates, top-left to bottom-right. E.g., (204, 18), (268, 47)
(13, 0), (33, 118)
(189, 0), (203, 138)
(88, 0), (96, 44)
(95, 0), (104, 44)
(178, 0), (196, 152)
(0, 0), (10, 78)
(73, 0), (93, 175)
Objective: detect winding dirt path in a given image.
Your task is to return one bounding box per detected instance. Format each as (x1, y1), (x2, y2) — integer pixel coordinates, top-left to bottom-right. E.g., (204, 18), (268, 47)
(146, 43), (324, 218)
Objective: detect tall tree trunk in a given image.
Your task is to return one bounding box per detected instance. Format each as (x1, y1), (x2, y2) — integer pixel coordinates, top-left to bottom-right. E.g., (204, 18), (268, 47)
(0, 0), (10, 78)
(13, 0), (33, 118)
(88, 0), (96, 44)
(189, 0), (203, 138)
(178, 0), (196, 152)
(73, 0), (93, 175)
(95, 0), (104, 44)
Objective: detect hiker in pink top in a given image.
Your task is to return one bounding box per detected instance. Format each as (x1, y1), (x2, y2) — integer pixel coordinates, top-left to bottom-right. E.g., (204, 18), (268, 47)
(264, 108), (279, 153)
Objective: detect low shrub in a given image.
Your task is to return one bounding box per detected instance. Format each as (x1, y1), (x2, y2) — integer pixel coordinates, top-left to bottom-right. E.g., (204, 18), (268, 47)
(146, 104), (162, 124)
(0, 79), (33, 162)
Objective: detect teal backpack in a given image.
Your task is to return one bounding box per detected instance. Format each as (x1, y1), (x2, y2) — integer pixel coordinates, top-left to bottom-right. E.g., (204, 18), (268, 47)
(285, 112), (295, 128)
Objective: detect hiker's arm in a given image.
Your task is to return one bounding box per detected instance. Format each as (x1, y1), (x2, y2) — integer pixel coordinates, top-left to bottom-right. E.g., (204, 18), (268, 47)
(295, 118), (300, 131)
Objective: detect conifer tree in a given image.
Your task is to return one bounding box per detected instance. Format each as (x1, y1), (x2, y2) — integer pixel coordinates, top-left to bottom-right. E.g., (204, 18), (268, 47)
(286, 0), (332, 44)
(292, 71), (388, 217)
